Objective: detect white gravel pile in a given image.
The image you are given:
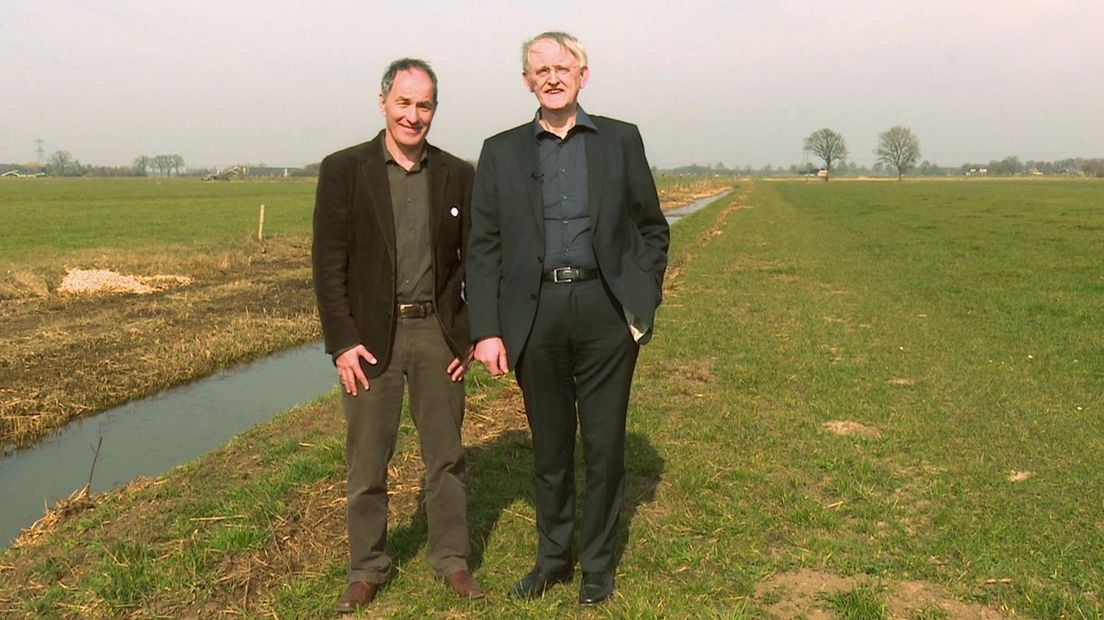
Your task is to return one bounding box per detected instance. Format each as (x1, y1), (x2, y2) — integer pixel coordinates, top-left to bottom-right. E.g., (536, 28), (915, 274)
(58, 268), (193, 296)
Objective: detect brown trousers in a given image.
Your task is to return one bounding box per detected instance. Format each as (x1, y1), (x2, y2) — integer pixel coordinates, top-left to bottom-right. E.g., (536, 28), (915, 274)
(342, 315), (468, 583)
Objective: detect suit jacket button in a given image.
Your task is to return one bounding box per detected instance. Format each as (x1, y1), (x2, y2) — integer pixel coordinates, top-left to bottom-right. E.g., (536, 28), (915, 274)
(530, 293), (537, 300)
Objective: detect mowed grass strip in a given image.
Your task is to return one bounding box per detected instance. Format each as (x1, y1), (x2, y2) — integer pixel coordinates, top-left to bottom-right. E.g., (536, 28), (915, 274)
(632, 179), (1102, 617)
(3, 179), (1102, 618)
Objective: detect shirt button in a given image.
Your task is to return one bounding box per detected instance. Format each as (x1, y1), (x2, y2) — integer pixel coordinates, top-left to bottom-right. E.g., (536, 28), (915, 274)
(560, 169), (566, 174)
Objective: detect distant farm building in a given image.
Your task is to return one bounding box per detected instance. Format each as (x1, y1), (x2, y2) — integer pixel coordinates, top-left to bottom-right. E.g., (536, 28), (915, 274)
(1, 170), (44, 178)
(202, 165), (247, 181)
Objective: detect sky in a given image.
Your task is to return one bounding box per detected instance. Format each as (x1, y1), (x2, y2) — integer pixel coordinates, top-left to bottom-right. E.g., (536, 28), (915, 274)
(2, 0), (1102, 169)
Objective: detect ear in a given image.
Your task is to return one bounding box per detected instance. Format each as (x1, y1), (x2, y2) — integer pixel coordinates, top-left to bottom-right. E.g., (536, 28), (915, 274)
(579, 66), (591, 90)
(378, 92), (386, 115)
(521, 71), (535, 93)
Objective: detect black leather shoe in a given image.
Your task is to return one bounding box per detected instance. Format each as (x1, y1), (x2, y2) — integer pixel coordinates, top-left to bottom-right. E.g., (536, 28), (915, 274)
(579, 571), (614, 605)
(509, 566), (573, 599)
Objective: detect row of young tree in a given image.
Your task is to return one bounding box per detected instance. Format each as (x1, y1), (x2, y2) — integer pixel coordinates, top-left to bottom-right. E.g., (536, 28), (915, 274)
(1, 152), (321, 179)
(802, 128), (1104, 181)
(4, 151), (189, 177)
(133, 154), (186, 176)
(804, 126), (920, 181)
(9, 145), (1103, 181)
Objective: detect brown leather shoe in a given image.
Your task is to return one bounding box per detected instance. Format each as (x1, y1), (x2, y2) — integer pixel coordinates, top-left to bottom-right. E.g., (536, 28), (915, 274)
(445, 569), (485, 599)
(335, 581), (379, 612)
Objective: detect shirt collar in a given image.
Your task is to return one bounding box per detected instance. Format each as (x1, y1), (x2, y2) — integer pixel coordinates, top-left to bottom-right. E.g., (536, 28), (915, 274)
(532, 105), (597, 138)
(381, 138), (429, 171)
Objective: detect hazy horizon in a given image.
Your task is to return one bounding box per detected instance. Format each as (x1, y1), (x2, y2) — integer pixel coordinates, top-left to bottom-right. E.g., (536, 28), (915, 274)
(3, 1), (1102, 170)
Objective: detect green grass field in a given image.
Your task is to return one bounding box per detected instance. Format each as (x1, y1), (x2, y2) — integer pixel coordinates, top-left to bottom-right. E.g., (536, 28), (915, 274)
(637, 178), (1103, 617)
(0, 175), (724, 266)
(2, 179), (1102, 618)
(0, 178), (317, 264)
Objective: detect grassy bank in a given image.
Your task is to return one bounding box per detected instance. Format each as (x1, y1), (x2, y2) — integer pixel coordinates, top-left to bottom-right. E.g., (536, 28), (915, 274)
(3, 178), (1100, 618)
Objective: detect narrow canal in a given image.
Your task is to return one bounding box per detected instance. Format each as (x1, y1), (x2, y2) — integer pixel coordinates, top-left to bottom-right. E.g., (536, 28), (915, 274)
(0, 341), (335, 547)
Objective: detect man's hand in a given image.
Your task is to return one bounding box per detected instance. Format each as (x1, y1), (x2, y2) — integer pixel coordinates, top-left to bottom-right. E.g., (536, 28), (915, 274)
(446, 357), (466, 382)
(445, 345), (476, 382)
(336, 345), (377, 396)
(474, 337), (509, 376)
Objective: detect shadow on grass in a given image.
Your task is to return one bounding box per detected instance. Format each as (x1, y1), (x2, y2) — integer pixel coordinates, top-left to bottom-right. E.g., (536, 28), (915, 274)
(388, 429), (664, 574)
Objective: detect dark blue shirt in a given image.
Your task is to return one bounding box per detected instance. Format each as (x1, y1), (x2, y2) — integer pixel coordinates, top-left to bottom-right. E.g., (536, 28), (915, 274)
(534, 107), (597, 270)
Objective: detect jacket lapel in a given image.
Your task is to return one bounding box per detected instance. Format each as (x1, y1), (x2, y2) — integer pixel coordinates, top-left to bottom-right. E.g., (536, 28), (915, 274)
(584, 128), (605, 231)
(360, 133), (396, 259)
(521, 130), (545, 240)
(427, 146), (448, 247)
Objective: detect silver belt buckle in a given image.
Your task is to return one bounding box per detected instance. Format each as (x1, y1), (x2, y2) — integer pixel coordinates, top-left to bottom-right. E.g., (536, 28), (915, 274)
(553, 267), (573, 283)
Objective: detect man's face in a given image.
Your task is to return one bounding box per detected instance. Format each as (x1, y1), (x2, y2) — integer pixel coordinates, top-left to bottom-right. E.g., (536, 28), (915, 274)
(522, 39), (589, 113)
(379, 68), (436, 150)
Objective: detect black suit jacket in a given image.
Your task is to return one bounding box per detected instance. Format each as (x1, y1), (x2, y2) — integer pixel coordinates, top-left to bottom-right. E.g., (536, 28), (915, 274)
(312, 130), (473, 376)
(466, 115), (669, 368)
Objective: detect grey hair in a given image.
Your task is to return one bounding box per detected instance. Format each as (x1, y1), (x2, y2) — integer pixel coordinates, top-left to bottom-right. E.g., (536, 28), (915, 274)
(380, 58), (438, 105)
(521, 31), (588, 73)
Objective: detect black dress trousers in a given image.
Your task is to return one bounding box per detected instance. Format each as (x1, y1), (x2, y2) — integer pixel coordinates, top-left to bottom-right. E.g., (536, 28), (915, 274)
(515, 276), (639, 574)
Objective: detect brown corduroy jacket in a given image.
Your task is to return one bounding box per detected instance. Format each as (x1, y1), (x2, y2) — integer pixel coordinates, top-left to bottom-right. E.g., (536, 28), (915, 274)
(312, 130), (473, 376)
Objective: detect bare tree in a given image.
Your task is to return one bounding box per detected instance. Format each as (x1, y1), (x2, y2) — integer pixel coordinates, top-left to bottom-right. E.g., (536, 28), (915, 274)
(151, 155), (174, 176)
(48, 151), (74, 176)
(803, 129), (848, 181)
(876, 126), (922, 181)
(133, 155), (150, 176)
(169, 154), (185, 176)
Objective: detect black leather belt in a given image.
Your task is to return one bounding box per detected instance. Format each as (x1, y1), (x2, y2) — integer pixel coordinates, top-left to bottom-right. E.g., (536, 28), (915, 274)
(541, 267), (599, 283)
(397, 301), (434, 318)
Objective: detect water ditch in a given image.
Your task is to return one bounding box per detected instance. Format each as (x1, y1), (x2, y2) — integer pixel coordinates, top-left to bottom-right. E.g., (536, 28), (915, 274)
(0, 187), (735, 548)
(0, 341), (335, 547)
(665, 187), (733, 224)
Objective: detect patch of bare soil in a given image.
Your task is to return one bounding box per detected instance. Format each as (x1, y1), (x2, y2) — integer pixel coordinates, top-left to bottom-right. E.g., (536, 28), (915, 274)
(890, 464), (945, 537)
(757, 568), (1008, 619)
(57, 268), (192, 296)
(670, 357), (717, 398)
(1007, 470), (1032, 482)
(821, 420), (882, 439)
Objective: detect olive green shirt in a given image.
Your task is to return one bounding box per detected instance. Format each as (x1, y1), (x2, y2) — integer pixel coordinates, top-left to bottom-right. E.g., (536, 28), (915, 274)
(383, 141), (433, 303)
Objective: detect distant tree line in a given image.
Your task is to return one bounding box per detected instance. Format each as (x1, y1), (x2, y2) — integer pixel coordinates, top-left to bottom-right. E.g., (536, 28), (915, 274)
(0, 151), (314, 179)
(955, 156), (1104, 177)
(132, 154), (186, 177)
(5, 146), (1102, 180)
(658, 124), (1103, 180)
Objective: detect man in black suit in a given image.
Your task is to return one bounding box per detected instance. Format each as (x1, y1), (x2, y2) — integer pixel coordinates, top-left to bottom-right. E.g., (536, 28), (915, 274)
(466, 32), (669, 605)
(312, 58), (483, 612)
